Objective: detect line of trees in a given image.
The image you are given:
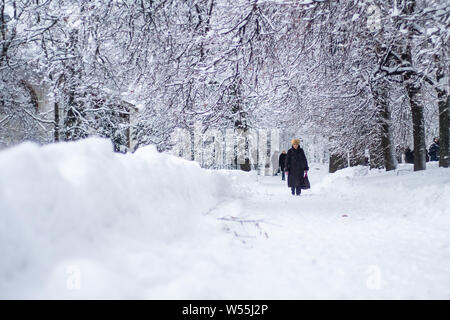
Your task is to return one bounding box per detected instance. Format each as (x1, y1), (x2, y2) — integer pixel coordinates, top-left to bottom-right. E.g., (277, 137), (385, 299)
(1, 0), (448, 169)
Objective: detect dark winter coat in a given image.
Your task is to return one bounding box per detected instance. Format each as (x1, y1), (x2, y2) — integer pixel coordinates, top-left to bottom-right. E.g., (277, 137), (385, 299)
(405, 148), (414, 164)
(285, 146), (309, 188)
(279, 153), (287, 171)
(428, 142), (440, 161)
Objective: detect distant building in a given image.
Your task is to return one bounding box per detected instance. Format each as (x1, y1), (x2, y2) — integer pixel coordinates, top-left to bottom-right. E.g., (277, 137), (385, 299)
(0, 72), (139, 151)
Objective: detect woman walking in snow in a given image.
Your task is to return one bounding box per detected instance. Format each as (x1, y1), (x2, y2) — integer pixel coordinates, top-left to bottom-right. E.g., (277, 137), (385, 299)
(285, 139), (309, 196)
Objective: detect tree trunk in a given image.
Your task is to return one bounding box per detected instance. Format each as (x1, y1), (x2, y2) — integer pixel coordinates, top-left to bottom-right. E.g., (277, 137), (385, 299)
(406, 80), (426, 171)
(329, 153), (346, 173)
(54, 102), (59, 142)
(400, 0), (426, 171)
(438, 94), (449, 168)
(376, 86), (398, 171)
(436, 61), (449, 168)
(369, 140), (384, 169)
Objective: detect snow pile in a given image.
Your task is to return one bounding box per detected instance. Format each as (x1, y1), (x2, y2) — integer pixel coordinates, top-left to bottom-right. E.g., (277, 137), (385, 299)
(216, 169), (260, 196)
(315, 165), (369, 186)
(0, 138), (234, 298)
(315, 162), (450, 218)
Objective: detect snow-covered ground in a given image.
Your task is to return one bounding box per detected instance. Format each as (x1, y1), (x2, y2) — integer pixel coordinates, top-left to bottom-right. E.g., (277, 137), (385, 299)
(0, 138), (449, 299)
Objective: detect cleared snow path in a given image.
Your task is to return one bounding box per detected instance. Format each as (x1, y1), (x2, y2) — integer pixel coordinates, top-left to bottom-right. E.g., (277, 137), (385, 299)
(203, 164), (450, 299)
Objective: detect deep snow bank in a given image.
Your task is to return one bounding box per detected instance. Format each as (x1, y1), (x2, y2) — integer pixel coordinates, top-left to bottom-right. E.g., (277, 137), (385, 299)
(0, 138), (236, 298)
